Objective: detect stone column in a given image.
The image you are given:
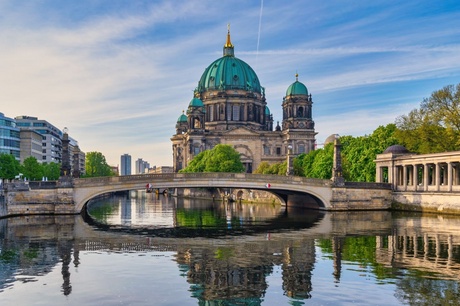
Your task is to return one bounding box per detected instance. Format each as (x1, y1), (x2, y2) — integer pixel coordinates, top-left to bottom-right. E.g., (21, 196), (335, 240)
(448, 162), (453, 192)
(331, 138), (345, 186)
(423, 164), (429, 191)
(413, 164), (418, 189)
(403, 165), (407, 191)
(435, 163), (440, 191)
(376, 165), (382, 183)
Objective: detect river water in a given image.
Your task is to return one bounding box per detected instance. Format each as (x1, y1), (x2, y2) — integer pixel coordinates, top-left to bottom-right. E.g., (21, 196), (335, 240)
(1, 192), (459, 305)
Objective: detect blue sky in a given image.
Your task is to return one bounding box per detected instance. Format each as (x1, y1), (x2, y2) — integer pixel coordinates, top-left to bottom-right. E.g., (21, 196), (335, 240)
(1, 0), (460, 168)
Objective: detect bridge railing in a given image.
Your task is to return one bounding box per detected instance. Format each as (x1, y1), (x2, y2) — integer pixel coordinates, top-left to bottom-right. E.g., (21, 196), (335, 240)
(73, 173), (331, 187)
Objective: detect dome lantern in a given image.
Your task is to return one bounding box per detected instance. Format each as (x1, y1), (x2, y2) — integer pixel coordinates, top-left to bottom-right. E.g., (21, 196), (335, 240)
(223, 23), (234, 57)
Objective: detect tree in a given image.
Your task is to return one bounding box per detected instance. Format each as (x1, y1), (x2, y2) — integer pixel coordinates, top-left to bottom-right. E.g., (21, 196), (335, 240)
(395, 83), (460, 153)
(42, 162), (60, 180)
(180, 144), (244, 173)
(253, 161), (272, 174)
(0, 153), (21, 179)
(84, 151), (115, 177)
(295, 124), (398, 182)
(21, 157), (43, 181)
(342, 124), (398, 182)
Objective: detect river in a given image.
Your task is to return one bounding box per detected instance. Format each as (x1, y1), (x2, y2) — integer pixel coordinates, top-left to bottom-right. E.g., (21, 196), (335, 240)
(1, 192), (459, 305)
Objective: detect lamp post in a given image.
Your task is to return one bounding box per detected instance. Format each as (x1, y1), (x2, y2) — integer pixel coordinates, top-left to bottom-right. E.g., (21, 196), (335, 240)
(286, 144), (293, 176)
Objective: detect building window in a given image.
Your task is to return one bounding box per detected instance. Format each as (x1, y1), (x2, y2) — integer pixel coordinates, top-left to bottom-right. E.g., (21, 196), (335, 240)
(298, 144), (305, 154)
(276, 147), (281, 156)
(227, 104), (232, 121)
(233, 105), (240, 121)
(264, 145), (270, 155)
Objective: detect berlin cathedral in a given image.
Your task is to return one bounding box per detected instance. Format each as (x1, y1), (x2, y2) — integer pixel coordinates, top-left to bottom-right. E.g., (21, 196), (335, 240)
(171, 28), (317, 173)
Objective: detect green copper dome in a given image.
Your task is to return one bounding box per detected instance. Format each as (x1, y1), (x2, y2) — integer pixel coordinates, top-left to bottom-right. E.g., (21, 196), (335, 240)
(197, 28), (262, 94)
(286, 74), (308, 96)
(177, 113), (187, 123)
(265, 106), (270, 115)
(189, 97), (204, 107)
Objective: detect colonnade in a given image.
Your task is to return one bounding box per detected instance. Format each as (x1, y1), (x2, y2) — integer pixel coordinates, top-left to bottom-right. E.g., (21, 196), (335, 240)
(375, 150), (460, 192)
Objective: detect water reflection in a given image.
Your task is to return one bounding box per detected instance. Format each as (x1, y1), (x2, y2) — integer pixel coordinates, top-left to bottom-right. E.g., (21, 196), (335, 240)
(0, 194), (459, 305)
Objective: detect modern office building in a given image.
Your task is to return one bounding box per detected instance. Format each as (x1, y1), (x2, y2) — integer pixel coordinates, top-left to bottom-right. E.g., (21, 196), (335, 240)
(19, 129), (43, 163)
(69, 136), (85, 176)
(15, 116), (63, 163)
(120, 154), (132, 175)
(0, 112), (20, 160)
(135, 158), (150, 174)
(171, 28), (316, 172)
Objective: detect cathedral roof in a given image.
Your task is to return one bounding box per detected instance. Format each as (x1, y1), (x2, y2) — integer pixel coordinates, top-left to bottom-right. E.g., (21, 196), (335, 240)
(196, 27), (262, 95)
(265, 106), (271, 115)
(286, 74), (308, 96)
(189, 97), (204, 107)
(177, 112), (187, 123)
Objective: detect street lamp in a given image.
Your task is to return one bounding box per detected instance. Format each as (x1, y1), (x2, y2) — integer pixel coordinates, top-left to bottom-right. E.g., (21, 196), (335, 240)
(286, 144), (293, 176)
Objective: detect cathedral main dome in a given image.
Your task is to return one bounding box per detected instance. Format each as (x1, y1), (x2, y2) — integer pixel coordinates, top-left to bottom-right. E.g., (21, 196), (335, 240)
(196, 28), (262, 94)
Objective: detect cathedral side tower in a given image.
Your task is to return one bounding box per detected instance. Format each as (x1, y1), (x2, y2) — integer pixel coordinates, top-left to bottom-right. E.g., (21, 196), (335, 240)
(282, 74), (317, 155)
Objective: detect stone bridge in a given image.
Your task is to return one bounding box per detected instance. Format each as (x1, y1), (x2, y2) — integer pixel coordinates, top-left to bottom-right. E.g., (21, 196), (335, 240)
(72, 173), (392, 213)
(2, 173), (393, 216)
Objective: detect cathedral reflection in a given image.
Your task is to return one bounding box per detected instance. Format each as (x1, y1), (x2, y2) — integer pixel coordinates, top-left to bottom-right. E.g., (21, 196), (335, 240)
(175, 238), (317, 303)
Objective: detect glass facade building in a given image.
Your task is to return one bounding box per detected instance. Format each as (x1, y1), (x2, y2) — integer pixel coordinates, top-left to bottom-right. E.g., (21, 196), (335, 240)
(0, 112), (20, 160)
(120, 154), (131, 176)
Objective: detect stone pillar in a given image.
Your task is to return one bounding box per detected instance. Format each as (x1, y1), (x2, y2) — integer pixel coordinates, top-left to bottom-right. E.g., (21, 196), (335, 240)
(448, 162), (453, 192)
(423, 164), (429, 191)
(60, 128), (71, 177)
(413, 164), (418, 188)
(435, 163), (440, 191)
(403, 165), (407, 191)
(331, 137), (345, 186)
(376, 165), (382, 183)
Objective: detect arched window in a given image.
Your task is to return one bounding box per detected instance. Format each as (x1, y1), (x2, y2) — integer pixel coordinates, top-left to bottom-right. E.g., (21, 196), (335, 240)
(298, 144), (305, 154)
(233, 105), (240, 121)
(194, 118), (201, 129)
(297, 106), (304, 118)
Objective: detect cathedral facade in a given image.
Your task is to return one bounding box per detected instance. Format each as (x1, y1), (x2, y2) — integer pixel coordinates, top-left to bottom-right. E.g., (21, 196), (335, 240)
(171, 29), (316, 173)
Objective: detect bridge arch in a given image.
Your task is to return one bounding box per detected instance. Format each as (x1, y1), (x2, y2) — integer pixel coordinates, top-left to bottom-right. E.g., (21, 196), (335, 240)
(73, 173), (333, 213)
(74, 173), (332, 213)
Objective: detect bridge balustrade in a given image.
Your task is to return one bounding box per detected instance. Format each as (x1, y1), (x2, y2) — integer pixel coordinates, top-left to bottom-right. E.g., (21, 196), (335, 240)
(74, 173), (331, 188)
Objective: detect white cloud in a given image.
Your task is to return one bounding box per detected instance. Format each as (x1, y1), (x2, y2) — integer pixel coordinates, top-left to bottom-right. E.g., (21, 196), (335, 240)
(1, 0), (460, 168)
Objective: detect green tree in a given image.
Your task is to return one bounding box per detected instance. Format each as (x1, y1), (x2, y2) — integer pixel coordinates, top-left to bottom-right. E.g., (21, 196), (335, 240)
(295, 124), (398, 182)
(42, 162), (61, 180)
(395, 83), (460, 153)
(21, 157), (43, 181)
(296, 143), (333, 179)
(180, 144), (244, 173)
(84, 151), (115, 177)
(253, 161), (272, 174)
(0, 153), (21, 179)
(342, 124), (398, 182)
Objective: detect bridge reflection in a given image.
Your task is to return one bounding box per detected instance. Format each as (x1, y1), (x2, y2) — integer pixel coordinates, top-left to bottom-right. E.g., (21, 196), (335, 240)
(1, 212), (460, 303)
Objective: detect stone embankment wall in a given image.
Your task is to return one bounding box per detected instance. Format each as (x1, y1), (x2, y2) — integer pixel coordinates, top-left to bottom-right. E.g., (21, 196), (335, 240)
(329, 182), (392, 211)
(2, 181), (74, 217)
(393, 192), (460, 215)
